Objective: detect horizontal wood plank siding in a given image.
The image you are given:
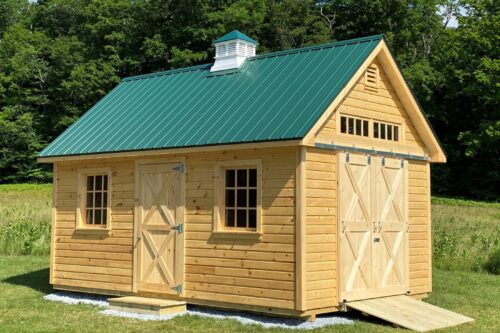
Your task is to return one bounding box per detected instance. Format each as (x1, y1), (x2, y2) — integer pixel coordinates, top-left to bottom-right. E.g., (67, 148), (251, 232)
(54, 159), (135, 293)
(315, 59), (426, 152)
(52, 147), (297, 310)
(408, 160), (431, 295)
(305, 148), (338, 310)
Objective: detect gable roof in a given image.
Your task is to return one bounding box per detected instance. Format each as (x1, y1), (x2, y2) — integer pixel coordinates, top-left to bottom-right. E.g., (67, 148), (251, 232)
(214, 30), (257, 44)
(39, 35), (384, 158)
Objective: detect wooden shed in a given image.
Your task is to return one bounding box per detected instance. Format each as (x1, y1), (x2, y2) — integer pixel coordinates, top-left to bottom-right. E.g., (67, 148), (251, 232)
(39, 32), (472, 329)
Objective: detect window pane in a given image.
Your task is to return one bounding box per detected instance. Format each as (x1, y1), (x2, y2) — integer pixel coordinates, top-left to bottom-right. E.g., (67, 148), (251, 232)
(387, 125), (393, 140)
(94, 209), (102, 224)
(225, 209), (235, 227)
(381, 124), (386, 139)
(374, 122), (379, 138)
(249, 169), (257, 187)
(237, 169), (247, 187)
(86, 209), (93, 224)
(225, 189), (235, 207)
(226, 170), (235, 187)
(348, 118), (354, 134)
(103, 175), (108, 190)
(355, 119), (361, 136)
(340, 116), (347, 133)
(394, 126), (399, 141)
(237, 189), (247, 207)
(363, 120), (369, 137)
(95, 175), (102, 191)
(248, 189), (257, 208)
(102, 209), (107, 225)
(103, 192), (108, 207)
(236, 210), (247, 227)
(248, 209), (256, 229)
(87, 176), (94, 191)
(95, 192), (102, 207)
(86, 193), (93, 208)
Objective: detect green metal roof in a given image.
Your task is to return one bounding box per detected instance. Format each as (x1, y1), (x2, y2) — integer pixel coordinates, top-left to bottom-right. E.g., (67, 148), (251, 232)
(213, 30), (257, 44)
(39, 35), (383, 158)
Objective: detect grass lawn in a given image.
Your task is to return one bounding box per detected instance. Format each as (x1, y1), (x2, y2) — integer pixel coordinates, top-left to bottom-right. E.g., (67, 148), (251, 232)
(0, 255), (498, 333)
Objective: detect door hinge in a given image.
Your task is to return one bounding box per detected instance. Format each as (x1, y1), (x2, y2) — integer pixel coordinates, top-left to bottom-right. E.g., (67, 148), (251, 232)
(172, 223), (184, 233)
(173, 164), (184, 173)
(172, 284), (183, 294)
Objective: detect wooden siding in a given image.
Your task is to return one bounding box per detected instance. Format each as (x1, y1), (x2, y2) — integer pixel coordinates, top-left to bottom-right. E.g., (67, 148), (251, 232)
(408, 160), (431, 295)
(315, 58), (426, 153)
(305, 148), (338, 310)
(52, 147), (297, 310)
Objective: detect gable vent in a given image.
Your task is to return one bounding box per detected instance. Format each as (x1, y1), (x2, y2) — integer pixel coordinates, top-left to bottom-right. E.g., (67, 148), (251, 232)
(365, 64), (379, 91)
(211, 30), (257, 72)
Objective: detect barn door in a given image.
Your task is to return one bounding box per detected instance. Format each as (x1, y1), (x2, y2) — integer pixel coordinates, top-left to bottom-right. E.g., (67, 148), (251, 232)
(135, 163), (184, 295)
(339, 153), (374, 301)
(373, 157), (408, 294)
(339, 153), (408, 302)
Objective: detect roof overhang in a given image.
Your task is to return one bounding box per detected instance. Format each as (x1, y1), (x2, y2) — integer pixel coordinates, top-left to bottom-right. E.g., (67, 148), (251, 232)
(37, 139), (301, 163)
(302, 39), (446, 163)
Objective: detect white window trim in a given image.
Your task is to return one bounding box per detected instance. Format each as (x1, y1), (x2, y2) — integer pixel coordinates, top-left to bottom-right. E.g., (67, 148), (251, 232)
(76, 167), (112, 231)
(213, 159), (262, 236)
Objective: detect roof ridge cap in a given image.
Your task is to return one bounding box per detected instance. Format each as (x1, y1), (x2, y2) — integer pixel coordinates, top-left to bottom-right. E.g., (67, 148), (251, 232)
(250, 34), (384, 61)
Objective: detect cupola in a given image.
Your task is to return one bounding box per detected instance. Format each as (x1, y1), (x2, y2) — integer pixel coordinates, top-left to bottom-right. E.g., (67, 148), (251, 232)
(211, 30), (257, 72)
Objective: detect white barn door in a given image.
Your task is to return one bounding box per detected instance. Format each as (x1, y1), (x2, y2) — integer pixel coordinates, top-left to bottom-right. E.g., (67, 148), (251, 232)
(339, 153), (408, 302)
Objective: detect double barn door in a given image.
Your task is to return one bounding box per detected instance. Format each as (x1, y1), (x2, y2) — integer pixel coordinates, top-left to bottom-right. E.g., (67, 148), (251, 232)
(339, 152), (409, 302)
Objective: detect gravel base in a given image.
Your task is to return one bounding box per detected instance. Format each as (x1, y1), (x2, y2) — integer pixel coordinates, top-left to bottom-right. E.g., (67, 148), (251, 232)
(45, 292), (353, 329)
(44, 292), (108, 307)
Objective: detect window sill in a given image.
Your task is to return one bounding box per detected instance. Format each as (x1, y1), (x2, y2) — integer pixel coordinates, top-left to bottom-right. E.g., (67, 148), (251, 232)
(74, 227), (111, 235)
(211, 231), (262, 240)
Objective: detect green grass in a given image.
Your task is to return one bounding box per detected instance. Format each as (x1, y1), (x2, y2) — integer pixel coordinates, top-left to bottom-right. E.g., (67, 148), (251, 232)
(432, 201), (500, 272)
(0, 256), (497, 332)
(0, 184), (52, 255)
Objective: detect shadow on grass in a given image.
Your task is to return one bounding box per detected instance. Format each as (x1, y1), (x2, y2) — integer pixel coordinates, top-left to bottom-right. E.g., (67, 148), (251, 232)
(3, 267), (52, 294)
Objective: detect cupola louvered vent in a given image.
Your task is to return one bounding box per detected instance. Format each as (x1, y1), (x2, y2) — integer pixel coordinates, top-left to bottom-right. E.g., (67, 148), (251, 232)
(211, 30), (257, 72)
(365, 64), (379, 91)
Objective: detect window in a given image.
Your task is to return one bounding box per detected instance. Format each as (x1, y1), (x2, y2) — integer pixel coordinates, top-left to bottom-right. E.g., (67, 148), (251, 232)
(214, 160), (262, 234)
(373, 121), (400, 142)
(340, 115), (369, 138)
(77, 168), (111, 229)
(365, 64), (379, 91)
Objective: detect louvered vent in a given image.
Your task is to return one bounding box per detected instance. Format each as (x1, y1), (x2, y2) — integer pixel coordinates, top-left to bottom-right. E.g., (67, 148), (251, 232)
(365, 65), (379, 91)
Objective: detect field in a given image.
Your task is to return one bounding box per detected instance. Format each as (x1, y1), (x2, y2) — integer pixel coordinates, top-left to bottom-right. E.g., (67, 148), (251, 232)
(0, 184), (499, 332)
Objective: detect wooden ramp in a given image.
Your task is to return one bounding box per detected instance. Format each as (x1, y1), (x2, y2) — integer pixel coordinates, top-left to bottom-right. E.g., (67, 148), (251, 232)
(348, 295), (473, 332)
(108, 296), (186, 315)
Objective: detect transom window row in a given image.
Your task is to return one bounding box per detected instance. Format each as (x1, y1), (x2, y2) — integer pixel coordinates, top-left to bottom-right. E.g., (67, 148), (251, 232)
(340, 115), (400, 142)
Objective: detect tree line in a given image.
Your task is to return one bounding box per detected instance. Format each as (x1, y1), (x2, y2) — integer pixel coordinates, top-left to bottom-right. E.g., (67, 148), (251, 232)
(0, 0), (498, 200)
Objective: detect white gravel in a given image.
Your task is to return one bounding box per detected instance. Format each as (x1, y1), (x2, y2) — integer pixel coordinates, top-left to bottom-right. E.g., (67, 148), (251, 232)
(45, 292), (353, 329)
(44, 291), (108, 307)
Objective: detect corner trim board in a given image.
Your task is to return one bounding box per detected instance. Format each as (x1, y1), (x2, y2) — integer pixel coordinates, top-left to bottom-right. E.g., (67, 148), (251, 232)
(295, 146), (307, 310)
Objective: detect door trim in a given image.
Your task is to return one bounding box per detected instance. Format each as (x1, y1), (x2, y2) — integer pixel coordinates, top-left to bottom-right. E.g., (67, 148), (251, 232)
(132, 157), (186, 295)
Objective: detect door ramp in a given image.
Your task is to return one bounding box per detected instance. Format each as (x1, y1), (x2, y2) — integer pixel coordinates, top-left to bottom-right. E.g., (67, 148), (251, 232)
(347, 295), (473, 332)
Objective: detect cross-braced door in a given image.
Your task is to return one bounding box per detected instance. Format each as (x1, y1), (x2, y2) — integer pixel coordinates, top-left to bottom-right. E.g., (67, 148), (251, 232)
(135, 163), (184, 295)
(339, 153), (408, 302)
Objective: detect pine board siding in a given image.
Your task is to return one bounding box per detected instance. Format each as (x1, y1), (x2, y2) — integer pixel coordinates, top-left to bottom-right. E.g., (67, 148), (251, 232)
(52, 147), (297, 310)
(305, 148), (338, 310)
(183, 147), (296, 310)
(408, 160), (431, 295)
(315, 58), (426, 155)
